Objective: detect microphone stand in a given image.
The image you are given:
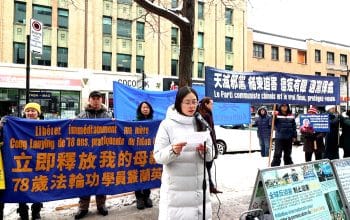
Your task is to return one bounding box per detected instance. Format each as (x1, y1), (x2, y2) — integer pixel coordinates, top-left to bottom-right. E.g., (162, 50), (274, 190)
(202, 126), (212, 220)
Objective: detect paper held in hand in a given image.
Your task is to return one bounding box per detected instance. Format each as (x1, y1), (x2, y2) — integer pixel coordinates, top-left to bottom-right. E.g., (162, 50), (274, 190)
(182, 131), (210, 152)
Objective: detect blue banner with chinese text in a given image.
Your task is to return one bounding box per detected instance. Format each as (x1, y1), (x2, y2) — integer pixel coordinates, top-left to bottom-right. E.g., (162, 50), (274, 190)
(1, 117), (162, 203)
(205, 66), (340, 105)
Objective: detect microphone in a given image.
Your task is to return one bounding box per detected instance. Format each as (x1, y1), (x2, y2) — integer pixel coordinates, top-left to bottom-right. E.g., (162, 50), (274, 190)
(194, 112), (212, 132)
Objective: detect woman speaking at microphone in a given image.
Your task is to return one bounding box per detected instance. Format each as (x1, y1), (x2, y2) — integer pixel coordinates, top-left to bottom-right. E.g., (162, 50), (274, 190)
(154, 86), (214, 220)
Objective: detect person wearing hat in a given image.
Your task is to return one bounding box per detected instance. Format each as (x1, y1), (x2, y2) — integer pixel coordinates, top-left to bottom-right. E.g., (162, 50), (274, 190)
(271, 103), (297, 167)
(324, 105), (340, 160)
(0, 102), (44, 220)
(300, 107), (325, 162)
(74, 91), (113, 219)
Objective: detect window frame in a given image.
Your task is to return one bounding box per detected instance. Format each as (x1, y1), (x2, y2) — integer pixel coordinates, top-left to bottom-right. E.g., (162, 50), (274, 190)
(117, 19), (132, 38)
(33, 5), (52, 27)
(58, 8), (68, 29)
(14, 1), (26, 24)
(284, 48), (291, 62)
(57, 47), (68, 67)
(253, 43), (264, 58)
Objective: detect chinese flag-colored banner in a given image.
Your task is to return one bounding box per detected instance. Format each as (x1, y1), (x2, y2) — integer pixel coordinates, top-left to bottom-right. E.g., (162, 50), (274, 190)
(1, 117), (162, 203)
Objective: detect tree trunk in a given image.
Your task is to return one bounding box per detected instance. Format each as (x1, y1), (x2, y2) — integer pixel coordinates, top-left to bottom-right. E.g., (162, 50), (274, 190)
(178, 0), (195, 88)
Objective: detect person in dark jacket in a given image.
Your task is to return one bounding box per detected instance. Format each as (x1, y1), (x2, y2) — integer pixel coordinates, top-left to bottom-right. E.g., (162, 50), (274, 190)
(198, 97), (222, 194)
(75, 91), (112, 219)
(254, 106), (272, 157)
(323, 105), (340, 160)
(0, 103), (44, 220)
(300, 107), (325, 162)
(271, 103), (297, 167)
(340, 110), (350, 158)
(134, 101), (154, 210)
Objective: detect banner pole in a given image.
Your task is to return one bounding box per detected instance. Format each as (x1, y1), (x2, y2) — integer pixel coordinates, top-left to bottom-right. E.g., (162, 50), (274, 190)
(268, 104), (277, 167)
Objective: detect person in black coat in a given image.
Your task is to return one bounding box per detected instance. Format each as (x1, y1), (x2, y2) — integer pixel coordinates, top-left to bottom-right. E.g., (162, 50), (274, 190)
(254, 106), (272, 157)
(271, 103), (297, 167)
(0, 103), (44, 220)
(323, 105), (340, 160)
(134, 101), (154, 209)
(198, 97), (222, 194)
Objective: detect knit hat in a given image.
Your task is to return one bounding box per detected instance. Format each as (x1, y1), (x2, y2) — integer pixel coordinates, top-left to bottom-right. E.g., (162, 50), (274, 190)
(24, 102), (41, 114)
(325, 105), (335, 112)
(307, 107), (318, 114)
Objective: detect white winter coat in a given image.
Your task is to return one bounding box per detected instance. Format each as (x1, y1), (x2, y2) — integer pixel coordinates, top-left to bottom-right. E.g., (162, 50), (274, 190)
(154, 105), (213, 220)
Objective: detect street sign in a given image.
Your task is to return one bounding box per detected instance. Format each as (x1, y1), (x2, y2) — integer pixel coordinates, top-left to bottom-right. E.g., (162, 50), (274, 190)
(30, 18), (43, 55)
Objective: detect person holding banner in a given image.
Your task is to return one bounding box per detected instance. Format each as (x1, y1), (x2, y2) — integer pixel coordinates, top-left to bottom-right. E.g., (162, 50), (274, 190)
(198, 97), (222, 194)
(324, 105), (340, 160)
(154, 86), (213, 220)
(74, 91), (112, 219)
(254, 106), (272, 157)
(134, 101), (154, 210)
(0, 103), (44, 220)
(300, 107), (325, 162)
(271, 103), (297, 167)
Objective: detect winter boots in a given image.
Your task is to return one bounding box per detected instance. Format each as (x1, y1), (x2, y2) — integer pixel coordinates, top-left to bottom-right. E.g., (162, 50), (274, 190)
(17, 203), (42, 220)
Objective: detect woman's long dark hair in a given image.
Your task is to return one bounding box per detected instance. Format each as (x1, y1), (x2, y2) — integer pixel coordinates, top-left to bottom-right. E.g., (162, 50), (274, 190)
(136, 101), (154, 120)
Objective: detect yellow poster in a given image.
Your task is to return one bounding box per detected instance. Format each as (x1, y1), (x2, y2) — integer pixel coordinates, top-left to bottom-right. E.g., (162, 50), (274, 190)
(0, 151), (5, 189)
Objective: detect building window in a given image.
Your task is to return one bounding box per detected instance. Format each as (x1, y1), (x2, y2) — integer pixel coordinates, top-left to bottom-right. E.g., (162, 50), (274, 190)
(225, 65), (233, 71)
(197, 62), (204, 78)
(198, 2), (204, 19)
(284, 48), (291, 62)
(225, 8), (233, 25)
(32, 46), (51, 66)
(103, 16), (112, 35)
(315, 49), (321, 62)
(297, 50), (307, 64)
(253, 43), (264, 58)
(315, 72), (321, 76)
(171, 59), (178, 76)
(198, 32), (204, 49)
(102, 52), (111, 71)
(14, 1), (26, 24)
(171, 0), (178, 8)
(33, 5), (52, 27)
(117, 19), (132, 38)
(117, 53), (131, 72)
(225, 37), (233, 52)
(171, 27), (179, 45)
(271, 46), (279, 60)
(117, 0), (132, 4)
(57, 47), (68, 67)
(13, 42), (25, 64)
(327, 73), (335, 77)
(136, 56), (144, 73)
(340, 54), (347, 66)
(58, 9), (68, 29)
(136, 22), (144, 40)
(327, 52), (334, 64)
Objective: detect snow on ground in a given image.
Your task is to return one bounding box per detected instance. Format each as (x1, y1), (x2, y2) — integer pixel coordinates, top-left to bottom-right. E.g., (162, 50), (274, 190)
(4, 146), (340, 219)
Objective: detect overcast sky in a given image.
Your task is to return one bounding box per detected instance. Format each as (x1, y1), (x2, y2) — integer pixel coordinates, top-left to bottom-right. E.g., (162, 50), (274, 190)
(247, 0), (350, 46)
